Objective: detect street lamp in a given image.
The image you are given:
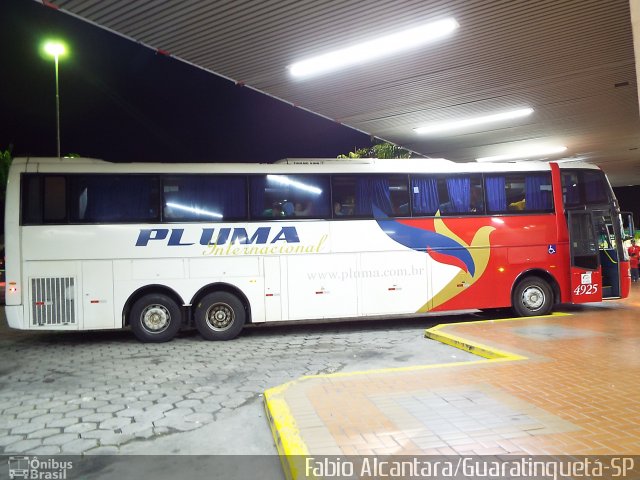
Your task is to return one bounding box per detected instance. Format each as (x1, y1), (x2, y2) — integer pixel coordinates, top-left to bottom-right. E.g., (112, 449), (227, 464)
(43, 40), (67, 158)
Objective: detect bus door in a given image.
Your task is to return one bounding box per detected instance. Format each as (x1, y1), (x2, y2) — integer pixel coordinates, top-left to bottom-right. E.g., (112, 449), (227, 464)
(594, 210), (623, 298)
(567, 210), (602, 303)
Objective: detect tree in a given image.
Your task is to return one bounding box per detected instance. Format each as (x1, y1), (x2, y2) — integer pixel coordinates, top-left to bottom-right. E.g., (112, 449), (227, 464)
(338, 141), (412, 159)
(0, 146), (12, 238)
(0, 146), (12, 195)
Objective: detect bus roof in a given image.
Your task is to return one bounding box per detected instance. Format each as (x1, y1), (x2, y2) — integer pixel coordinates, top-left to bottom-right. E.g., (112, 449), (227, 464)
(13, 156), (602, 175)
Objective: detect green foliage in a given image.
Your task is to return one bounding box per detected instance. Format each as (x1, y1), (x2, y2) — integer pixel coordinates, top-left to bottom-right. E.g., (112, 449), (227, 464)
(338, 147), (370, 159)
(0, 146), (13, 194)
(338, 141), (411, 159)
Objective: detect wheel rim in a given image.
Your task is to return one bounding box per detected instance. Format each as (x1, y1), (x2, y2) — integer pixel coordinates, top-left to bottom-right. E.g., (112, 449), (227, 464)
(204, 302), (234, 331)
(521, 285), (545, 312)
(140, 304), (171, 333)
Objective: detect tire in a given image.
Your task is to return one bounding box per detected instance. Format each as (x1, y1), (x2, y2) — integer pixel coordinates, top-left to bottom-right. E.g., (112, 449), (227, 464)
(195, 291), (246, 341)
(512, 276), (553, 317)
(129, 293), (183, 343)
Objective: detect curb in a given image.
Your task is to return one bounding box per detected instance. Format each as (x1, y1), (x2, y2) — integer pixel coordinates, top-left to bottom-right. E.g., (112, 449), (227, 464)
(263, 312), (569, 479)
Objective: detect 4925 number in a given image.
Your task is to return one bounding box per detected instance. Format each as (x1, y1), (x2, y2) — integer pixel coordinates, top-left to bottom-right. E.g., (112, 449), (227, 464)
(574, 284), (599, 295)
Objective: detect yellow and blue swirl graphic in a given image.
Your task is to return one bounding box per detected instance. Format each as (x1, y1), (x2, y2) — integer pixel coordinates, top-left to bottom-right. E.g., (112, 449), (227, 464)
(374, 207), (495, 311)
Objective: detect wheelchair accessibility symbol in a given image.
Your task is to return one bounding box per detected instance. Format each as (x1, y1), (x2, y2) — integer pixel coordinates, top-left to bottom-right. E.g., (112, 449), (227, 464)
(548, 244), (556, 254)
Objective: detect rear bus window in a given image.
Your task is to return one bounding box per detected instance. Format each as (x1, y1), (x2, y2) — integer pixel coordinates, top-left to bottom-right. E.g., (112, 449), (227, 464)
(21, 175), (67, 224)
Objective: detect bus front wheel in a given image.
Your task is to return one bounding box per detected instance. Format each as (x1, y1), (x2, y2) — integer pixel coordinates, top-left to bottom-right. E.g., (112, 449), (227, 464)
(512, 276), (553, 317)
(129, 293), (183, 343)
(195, 292), (245, 341)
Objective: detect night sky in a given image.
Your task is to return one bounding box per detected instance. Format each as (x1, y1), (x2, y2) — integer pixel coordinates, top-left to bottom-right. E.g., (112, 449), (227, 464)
(1, 0), (372, 163)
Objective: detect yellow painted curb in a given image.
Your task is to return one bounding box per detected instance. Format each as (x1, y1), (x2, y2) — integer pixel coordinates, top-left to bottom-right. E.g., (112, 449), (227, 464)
(425, 312), (570, 360)
(264, 382), (309, 480)
(264, 311), (571, 479)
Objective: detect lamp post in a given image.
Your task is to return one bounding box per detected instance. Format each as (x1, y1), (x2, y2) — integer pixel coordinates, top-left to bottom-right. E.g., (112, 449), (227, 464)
(43, 41), (66, 158)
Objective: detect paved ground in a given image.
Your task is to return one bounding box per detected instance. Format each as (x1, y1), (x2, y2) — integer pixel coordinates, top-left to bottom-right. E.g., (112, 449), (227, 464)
(0, 309), (477, 462)
(264, 287), (640, 480)
(2, 292), (639, 480)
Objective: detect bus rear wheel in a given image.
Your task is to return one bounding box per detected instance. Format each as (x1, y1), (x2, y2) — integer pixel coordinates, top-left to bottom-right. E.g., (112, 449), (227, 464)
(129, 293), (183, 343)
(195, 292), (246, 341)
(512, 276), (553, 317)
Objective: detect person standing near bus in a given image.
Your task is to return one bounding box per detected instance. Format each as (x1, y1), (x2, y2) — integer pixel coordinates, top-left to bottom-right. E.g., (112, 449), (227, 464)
(629, 239), (640, 283)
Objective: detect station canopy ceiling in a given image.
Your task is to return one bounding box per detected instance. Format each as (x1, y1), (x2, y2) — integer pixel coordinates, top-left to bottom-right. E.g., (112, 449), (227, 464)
(53, 0), (640, 186)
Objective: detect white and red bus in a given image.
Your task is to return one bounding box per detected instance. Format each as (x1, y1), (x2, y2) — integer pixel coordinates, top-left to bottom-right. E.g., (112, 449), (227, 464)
(3, 157), (633, 342)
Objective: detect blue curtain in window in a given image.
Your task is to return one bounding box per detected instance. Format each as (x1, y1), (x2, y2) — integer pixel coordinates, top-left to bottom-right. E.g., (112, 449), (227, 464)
(446, 177), (470, 213)
(355, 177), (392, 216)
(250, 176), (267, 217)
(214, 177), (245, 218)
(165, 179), (202, 220)
(179, 176), (246, 220)
(84, 176), (155, 222)
(411, 177), (439, 215)
(166, 176), (246, 220)
(222, 178), (246, 217)
(525, 175), (550, 210)
(485, 176), (506, 212)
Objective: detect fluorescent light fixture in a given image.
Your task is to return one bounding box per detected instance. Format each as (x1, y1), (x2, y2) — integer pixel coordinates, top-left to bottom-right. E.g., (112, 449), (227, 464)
(414, 108), (534, 135)
(166, 202), (223, 219)
(476, 146), (567, 163)
(289, 18), (458, 78)
(267, 175), (322, 195)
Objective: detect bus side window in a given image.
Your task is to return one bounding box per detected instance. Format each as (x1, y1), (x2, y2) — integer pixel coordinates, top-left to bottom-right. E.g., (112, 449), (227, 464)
(250, 175), (330, 220)
(562, 172), (581, 207)
(486, 173), (552, 214)
(331, 176), (357, 217)
(331, 175), (406, 218)
(524, 174), (553, 211)
(69, 175), (159, 223)
(22, 174), (68, 224)
(506, 177), (526, 212)
(583, 171), (609, 204)
(436, 175), (483, 215)
(411, 175), (439, 216)
(163, 175), (246, 222)
(22, 175), (43, 224)
(389, 175), (409, 216)
(356, 176), (392, 216)
(43, 176), (67, 222)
